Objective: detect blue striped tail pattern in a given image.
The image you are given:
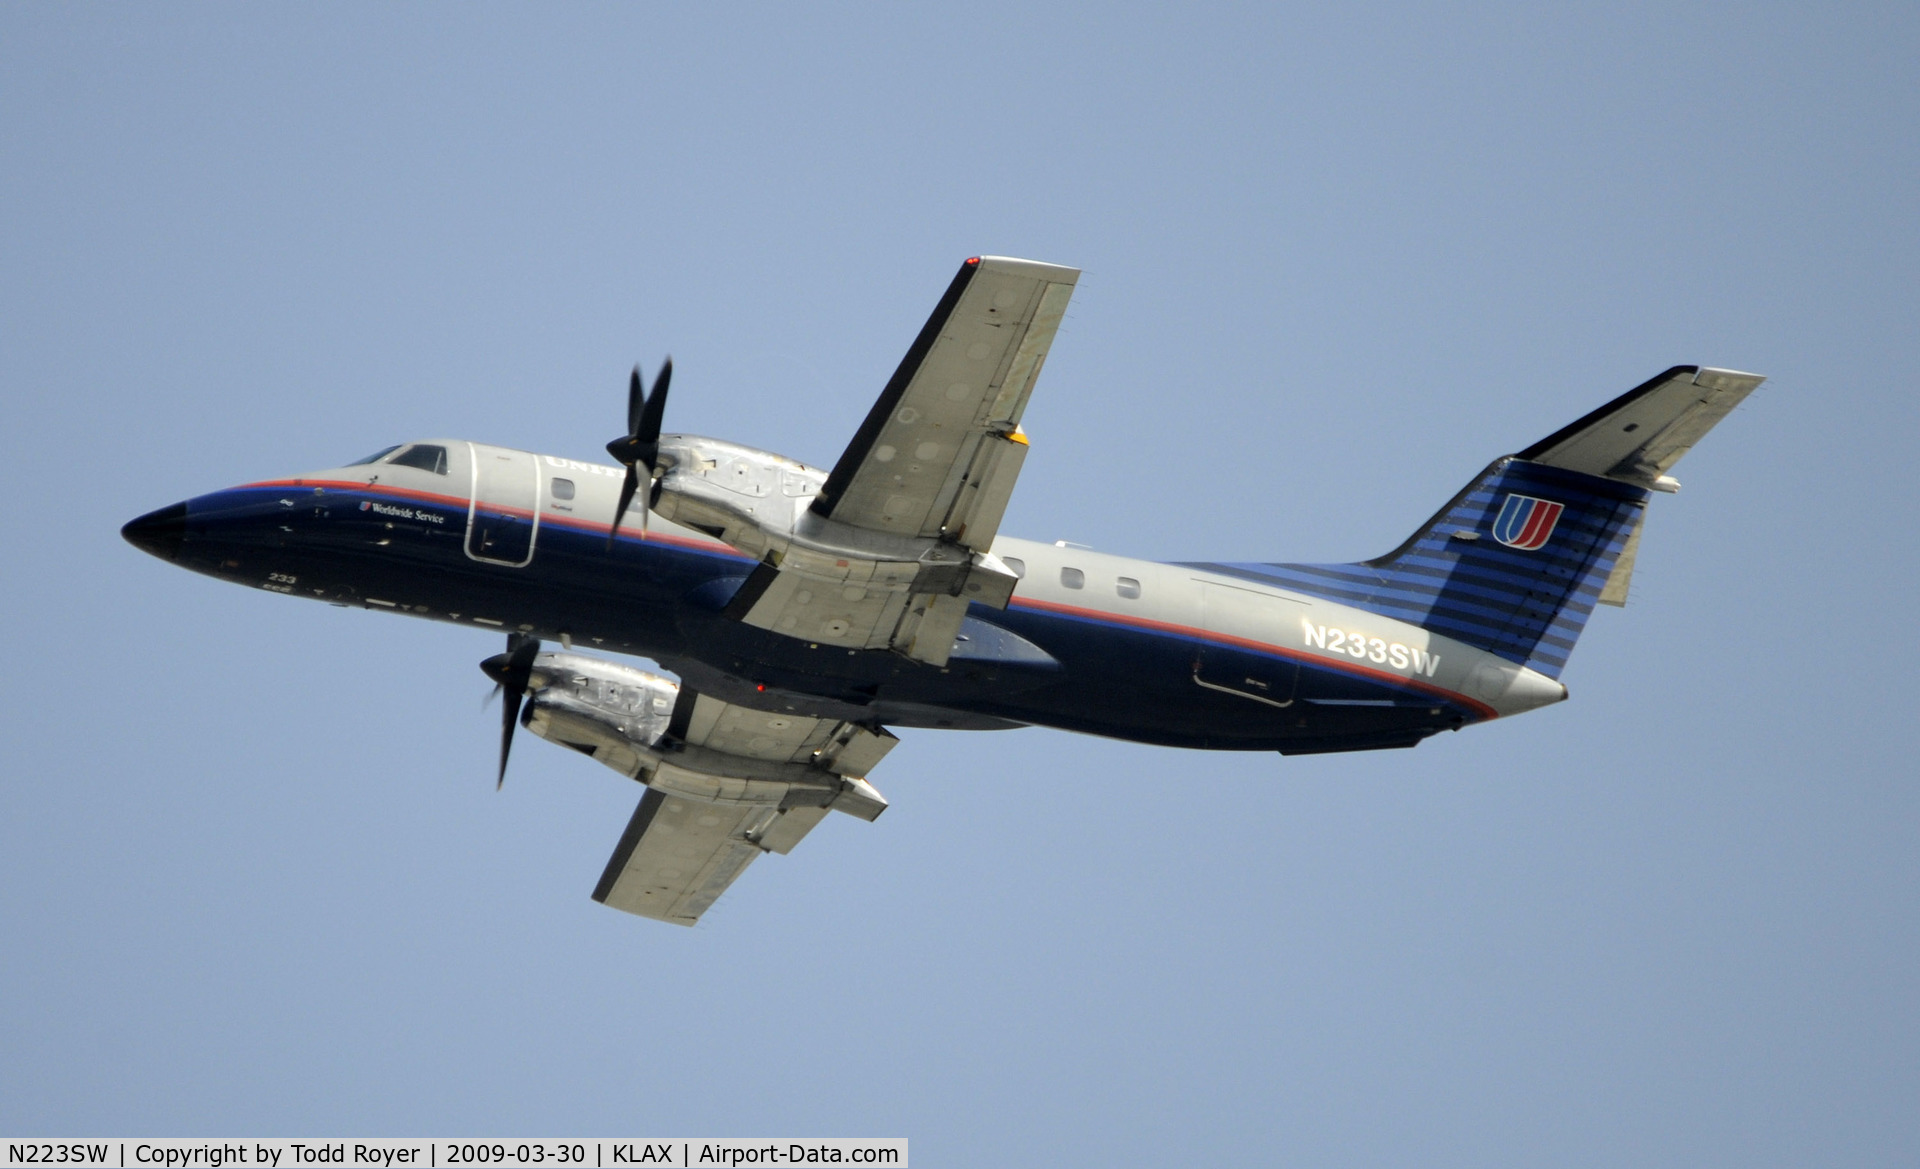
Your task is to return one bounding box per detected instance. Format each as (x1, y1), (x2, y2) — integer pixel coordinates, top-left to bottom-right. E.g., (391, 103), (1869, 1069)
(1185, 459), (1649, 678)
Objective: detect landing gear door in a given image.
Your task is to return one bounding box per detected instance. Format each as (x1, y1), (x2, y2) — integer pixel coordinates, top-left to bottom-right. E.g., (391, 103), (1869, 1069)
(465, 443), (542, 567)
(1194, 581), (1299, 708)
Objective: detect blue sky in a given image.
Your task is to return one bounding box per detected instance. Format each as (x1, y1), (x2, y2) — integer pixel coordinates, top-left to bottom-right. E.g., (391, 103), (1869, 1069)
(3, 5), (1916, 1164)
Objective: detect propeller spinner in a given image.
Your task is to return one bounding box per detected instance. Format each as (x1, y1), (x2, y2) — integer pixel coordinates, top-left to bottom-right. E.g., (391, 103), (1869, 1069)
(605, 359), (672, 547)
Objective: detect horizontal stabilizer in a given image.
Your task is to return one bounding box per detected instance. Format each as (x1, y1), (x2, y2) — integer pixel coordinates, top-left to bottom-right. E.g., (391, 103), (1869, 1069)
(1519, 366), (1765, 490)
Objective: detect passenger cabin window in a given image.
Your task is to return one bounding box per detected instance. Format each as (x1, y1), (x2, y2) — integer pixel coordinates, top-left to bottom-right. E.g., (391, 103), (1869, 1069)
(348, 445), (402, 466)
(551, 477), (576, 501)
(1061, 567), (1085, 589)
(1116, 576), (1142, 599)
(389, 444), (448, 474)
(1003, 557), (1026, 578)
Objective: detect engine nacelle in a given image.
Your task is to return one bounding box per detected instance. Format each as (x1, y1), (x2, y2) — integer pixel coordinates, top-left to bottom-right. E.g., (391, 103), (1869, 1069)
(516, 651), (680, 778)
(650, 436), (1019, 611)
(512, 650), (889, 822)
(648, 436), (824, 561)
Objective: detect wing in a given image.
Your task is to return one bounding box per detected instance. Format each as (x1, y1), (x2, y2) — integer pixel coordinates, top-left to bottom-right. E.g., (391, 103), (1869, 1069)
(812, 255), (1079, 545)
(591, 789), (822, 925)
(588, 688), (894, 926)
(1519, 365), (1766, 490)
(731, 256), (1078, 666)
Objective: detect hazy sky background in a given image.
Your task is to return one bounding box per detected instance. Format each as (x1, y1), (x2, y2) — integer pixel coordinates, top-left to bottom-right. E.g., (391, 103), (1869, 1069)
(3, 5), (1917, 1164)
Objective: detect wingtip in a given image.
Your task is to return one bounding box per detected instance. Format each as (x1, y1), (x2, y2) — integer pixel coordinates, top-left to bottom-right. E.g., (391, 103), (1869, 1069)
(1693, 367), (1767, 391)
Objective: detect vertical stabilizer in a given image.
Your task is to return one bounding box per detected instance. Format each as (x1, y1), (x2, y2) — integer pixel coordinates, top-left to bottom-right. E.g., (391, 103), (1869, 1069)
(1186, 365), (1763, 677)
(1215, 460), (1648, 678)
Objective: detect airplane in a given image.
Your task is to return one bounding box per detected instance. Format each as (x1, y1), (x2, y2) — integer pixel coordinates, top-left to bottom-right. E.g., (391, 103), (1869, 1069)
(121, 255), (1765, 926)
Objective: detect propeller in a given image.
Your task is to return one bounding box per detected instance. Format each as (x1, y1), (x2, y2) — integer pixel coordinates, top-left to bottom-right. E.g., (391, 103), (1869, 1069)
(605, 359), (672, 548)
(479, 633), (541, 789)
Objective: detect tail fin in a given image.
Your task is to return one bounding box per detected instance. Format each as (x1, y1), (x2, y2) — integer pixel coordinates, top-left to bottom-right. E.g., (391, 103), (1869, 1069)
(1196, 366), (1764, 678)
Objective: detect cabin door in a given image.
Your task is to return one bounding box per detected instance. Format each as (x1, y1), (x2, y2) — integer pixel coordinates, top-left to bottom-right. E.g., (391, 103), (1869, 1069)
(465, 444), (542, 567)
(1194, 581), (1299, 708)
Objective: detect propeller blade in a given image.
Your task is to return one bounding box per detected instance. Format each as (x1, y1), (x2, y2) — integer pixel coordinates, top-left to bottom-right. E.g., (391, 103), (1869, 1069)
(608, 463), (640, 549)
(498, 685), (521, 789)
(605, 358), (672, 551)
(625, 365), (645, 438)
(637, 358), (672, 448)
(485, 634), (540, 789)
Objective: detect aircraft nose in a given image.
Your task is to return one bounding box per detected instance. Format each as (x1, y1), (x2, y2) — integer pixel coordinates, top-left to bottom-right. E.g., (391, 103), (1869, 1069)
(122, 502), (188, 561)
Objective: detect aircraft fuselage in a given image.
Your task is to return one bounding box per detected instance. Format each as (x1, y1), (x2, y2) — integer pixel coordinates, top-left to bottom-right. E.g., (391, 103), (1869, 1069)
(126, 437), (1565, 755)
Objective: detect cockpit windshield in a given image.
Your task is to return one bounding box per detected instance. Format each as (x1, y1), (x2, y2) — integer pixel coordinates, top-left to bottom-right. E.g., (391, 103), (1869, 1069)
(347, 445), (402, 466)
(389, 443), (449, 474)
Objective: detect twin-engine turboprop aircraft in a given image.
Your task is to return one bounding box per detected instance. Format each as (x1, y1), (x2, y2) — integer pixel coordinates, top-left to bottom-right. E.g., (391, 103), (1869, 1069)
(123, 256), (1765, 926)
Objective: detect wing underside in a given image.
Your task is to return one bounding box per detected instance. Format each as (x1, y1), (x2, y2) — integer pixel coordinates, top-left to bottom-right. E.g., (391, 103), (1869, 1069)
(592, 788), (830, 925)
(812, 255), (1079, 544)
(575, 688), (896, 926)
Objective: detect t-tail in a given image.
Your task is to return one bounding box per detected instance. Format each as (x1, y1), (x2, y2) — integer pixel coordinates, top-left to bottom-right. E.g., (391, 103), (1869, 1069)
(1204, 366), (1764, 678)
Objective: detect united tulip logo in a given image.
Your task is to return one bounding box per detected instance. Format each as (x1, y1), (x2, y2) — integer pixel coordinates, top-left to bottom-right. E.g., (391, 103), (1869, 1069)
(1491, 494), (1564, 551)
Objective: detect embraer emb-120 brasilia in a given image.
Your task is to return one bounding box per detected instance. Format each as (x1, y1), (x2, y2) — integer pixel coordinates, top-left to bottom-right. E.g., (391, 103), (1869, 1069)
(124, 256), (1764, 925)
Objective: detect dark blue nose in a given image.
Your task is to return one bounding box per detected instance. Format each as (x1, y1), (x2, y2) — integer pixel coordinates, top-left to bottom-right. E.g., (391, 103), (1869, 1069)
(122, 502), (188, 561)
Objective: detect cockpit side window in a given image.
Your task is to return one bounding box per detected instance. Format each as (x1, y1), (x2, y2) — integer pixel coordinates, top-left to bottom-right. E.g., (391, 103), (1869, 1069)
(389, 444), (449, 474)
(347, 445), (402, 466)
